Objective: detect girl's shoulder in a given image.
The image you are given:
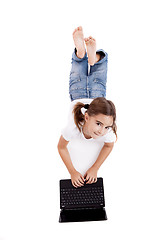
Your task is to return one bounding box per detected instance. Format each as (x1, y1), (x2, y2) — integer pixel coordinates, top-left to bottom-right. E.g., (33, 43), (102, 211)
(61, 120), (80, 142)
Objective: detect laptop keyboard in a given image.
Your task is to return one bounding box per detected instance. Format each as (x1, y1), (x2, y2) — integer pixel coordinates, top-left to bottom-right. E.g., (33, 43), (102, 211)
(60, 186), (104, 208)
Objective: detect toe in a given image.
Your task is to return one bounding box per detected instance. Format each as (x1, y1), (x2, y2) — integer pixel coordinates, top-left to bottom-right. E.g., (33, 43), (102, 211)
(84, 37), (89, 42)
(78, 26), (82, 31)
(77, 26), (82, 31)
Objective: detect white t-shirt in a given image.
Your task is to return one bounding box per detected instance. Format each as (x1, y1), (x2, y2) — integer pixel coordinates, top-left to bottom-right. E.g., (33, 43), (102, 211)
(61, 98), (116, 143)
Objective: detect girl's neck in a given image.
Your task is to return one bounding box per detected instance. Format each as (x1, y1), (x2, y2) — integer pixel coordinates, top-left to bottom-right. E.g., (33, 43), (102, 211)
(82, 123), (92, 139)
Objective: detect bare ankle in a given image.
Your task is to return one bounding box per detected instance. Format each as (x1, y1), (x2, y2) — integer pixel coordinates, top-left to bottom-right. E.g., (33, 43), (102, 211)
(95, 53), (101, 63)
(75, 49), (85, 59)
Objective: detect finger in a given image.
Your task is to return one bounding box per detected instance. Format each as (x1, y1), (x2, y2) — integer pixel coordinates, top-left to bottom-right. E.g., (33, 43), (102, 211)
(88, 177), (94, 184)
(78, 177), (84, 185)
(94, 177), (97, 183)
(90, 178), (95, 184)
(80, 175), (85, 182)
(85, 174), (89, 181)
(75, 180), (83, 187)
(73, 180), (80, 188)
(72, 181), (77, 188)
(84, 173), (87, 179)
(86, 176), (91, 184)
(77, 179), (84, 186)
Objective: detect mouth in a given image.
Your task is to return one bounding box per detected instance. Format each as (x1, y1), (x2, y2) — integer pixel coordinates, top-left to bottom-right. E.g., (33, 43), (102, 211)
(94, 132), (100, 136)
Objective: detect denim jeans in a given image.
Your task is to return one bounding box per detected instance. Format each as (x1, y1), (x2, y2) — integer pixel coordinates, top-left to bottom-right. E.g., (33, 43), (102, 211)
(69, 48), (108, 101)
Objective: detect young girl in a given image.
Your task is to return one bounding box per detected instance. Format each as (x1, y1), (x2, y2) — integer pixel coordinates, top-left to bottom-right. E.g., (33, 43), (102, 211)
(57, 26), (117, 188)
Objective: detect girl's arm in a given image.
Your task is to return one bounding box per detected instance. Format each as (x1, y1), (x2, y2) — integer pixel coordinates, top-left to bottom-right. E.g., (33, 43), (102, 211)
(57, 135), (85, 187)
(84, 142), (114, 183)
(57, 135), (75, 174)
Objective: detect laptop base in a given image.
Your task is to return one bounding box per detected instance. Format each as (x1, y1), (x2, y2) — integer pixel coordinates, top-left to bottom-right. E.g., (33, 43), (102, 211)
(59, 207), (107, 223)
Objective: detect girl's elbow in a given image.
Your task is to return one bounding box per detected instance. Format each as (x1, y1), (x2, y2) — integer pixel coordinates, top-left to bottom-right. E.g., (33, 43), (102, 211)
(104, 142), (114, 148)
(57, 136), (69, 150)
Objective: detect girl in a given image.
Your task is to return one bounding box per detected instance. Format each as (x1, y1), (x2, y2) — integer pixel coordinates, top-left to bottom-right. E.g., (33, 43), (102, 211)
(57, 26), (117, 188)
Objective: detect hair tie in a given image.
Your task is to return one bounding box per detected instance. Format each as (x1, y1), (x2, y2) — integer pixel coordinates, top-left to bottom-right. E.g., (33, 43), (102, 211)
(84, 104), (89, 109)
(81, 104), (89, 115)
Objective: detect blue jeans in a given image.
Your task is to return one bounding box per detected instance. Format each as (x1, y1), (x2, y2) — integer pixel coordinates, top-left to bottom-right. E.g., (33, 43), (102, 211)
(69, 48), (108, 101)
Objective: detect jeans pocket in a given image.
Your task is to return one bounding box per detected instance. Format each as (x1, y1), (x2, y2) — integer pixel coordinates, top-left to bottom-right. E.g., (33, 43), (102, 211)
(70, 73), (80, 83)
(69, 73), (81, 91)
(93, 78), (106, 90)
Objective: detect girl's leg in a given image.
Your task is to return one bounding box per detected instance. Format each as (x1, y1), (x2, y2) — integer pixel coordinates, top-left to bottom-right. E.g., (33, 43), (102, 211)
(89, 49), (108, 99)
(84, 37), (108, 98)
(69, 27), (89, 101)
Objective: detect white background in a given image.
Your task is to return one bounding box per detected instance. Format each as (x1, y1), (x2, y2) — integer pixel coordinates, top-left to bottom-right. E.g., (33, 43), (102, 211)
(0, 0), (160, 239)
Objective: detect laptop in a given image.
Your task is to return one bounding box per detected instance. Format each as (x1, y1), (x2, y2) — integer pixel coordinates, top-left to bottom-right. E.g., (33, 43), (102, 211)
(59, 177), (107, 222)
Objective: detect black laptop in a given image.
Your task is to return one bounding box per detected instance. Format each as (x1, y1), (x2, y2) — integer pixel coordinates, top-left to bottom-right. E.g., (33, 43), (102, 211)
(59, 177), (107, 222)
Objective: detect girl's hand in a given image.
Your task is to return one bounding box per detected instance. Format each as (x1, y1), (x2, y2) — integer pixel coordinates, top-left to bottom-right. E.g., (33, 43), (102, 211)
(70, 170), (85, 188)
(84, 167), (98, 184)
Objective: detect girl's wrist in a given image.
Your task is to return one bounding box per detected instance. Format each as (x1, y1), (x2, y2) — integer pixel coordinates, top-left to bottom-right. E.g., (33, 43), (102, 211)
(69, 168), (76, 175)
(91, 165), (99, 172)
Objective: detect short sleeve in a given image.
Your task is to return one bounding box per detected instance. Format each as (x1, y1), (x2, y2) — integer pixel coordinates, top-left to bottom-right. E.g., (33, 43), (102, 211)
(104, 129), (117, 143)
(61, 120), (80, 141)
(61, 125), (73, 141)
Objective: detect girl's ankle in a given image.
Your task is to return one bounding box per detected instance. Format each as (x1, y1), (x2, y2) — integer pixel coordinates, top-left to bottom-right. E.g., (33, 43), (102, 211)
(95, 52), (105, 63)
(95, 53), (101, 63)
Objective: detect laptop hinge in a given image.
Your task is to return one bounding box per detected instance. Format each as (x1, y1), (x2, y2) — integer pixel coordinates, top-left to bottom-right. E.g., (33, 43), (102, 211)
(61, 206), (104, 211)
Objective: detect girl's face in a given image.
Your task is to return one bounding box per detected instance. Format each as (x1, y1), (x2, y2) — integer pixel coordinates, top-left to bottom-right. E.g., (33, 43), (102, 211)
(83, 113), (113, 139)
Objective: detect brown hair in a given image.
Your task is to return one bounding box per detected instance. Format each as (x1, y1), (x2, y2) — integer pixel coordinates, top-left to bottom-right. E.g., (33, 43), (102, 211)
(72, 97), (117, 139)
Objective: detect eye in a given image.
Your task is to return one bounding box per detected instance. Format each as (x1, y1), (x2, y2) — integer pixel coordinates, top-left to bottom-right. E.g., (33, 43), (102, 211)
(96, 122), (101, 126)
(105, 127), (111, 130)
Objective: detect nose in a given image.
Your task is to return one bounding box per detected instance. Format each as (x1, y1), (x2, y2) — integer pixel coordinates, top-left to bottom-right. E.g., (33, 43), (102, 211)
(98, 129), (103, 135)
(98, 127), (105, 135)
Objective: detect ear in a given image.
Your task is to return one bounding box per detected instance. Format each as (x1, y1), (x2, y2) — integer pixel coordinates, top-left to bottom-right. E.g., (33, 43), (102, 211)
(84, 112), (89, 122)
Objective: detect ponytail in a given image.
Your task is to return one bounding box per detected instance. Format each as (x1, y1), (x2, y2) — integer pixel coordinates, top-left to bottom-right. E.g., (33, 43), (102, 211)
(72, 102), (85, 132)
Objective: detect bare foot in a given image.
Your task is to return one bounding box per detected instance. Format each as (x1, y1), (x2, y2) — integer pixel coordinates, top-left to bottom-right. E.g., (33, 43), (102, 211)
(72, 26), (86, 59)
(84, 36), (96, 66)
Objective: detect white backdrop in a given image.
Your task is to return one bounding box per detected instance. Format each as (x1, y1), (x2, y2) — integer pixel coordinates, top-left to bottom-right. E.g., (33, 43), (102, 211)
(0, 0), (160, 239)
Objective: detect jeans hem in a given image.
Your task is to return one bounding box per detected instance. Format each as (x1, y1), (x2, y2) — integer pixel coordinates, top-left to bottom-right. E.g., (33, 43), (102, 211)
(72, 48), (88, 62)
